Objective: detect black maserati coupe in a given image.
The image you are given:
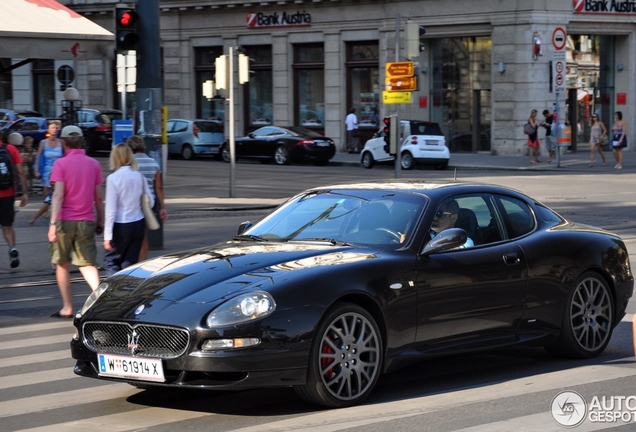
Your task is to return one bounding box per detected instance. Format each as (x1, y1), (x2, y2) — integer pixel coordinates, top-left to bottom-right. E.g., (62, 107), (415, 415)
(71, 181), (633, 408)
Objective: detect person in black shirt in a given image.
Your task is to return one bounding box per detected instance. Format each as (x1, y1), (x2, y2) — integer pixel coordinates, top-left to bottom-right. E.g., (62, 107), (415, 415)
(542, 110), (556, 163)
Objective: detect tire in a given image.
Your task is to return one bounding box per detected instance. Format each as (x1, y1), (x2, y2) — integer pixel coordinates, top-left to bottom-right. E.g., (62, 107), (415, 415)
(294, 303), (383, 408)
(274, 145), (290, 165)
(400, 151), (414, 170)
(546, 272), (614, 359)
(221, 143), (231, 163)
(181, 144), (194, 160)
(361, 152), (374, 169)
(433, 160), (449, 170)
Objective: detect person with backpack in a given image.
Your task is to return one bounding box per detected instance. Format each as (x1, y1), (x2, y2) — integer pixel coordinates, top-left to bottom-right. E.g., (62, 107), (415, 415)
(0, 132), (29, 268)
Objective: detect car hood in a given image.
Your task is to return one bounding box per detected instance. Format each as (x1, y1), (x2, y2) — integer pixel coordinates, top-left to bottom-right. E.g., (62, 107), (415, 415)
(101, 240), (379, 305)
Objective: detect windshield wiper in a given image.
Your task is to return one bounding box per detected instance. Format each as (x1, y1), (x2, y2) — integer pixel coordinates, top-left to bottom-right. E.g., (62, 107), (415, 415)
(232, 234), (269, 242)
(288, 238), (352, 246)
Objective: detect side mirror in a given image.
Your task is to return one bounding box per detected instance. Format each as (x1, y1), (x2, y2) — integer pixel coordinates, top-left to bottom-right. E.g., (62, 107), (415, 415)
(237, 221), (253, 235)
(422, 228), (467, 255)
(248, 133), (255, 138)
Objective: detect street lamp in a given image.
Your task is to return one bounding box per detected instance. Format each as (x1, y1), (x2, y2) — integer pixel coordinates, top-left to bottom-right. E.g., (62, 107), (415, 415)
(61, 87), (82, 126)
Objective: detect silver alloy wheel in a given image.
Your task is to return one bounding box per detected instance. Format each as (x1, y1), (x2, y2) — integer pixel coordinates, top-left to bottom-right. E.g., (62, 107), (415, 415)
(317, 311), (381, 402)
(569, 275), (613, 353)
(361, 152), (374, 169)
(274, 146), (288, 165)
(221, 144), (230, 163)
(181, 144), (194, 160)
(401, 151), (414, 170)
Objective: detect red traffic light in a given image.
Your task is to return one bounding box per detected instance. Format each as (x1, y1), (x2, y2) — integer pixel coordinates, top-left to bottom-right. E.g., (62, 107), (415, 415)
(117, 9), (138, 28)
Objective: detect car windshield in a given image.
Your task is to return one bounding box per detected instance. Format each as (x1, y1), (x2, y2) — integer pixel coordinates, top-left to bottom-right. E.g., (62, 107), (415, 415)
(244, 190), (426, 248)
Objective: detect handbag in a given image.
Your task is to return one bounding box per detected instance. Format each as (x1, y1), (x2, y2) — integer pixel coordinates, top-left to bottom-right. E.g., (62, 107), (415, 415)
(140, 173), (160, 230)
(523, 123), (535, 135)
(600, 135), (609, 146)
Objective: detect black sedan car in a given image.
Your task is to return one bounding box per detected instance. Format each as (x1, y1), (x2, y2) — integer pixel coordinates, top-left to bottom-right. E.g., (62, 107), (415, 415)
(221, 125), (336, 165)
(71, 181), (633, 408)
(58, 108), (122, 155)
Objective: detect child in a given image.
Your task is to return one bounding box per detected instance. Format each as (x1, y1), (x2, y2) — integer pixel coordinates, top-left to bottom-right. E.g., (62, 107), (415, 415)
(19, 136), (36, 192)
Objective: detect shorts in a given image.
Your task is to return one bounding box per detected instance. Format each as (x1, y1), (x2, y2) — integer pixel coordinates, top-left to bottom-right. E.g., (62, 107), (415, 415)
(0, 196), (16, 227)
(49, 220), (97, 267)
(544, 135), (556, 152)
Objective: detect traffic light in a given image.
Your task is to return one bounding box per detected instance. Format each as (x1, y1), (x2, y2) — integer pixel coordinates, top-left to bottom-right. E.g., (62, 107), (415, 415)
(406, 20), (426, 59)
(115, 5), (139, 52)
(383, 115), (399, 155)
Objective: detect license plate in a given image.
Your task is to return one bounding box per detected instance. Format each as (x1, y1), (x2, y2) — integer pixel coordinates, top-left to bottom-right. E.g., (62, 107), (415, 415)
(98, 353), (165, 382)
(315, 141), (329, 147)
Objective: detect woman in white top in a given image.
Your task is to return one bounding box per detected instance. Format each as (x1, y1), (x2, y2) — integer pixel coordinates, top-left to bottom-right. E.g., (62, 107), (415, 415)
(103, 143), (154, 276)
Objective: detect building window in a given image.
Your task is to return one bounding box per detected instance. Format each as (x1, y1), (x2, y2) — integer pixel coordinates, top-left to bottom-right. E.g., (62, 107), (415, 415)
(346, 42), (379, 129)
(294, 44), (324, 128)
(32, 59), (55, 117)
(195, 47), (224, 121)
(243, 46), (273, 130)
(0, 59), (13, 110)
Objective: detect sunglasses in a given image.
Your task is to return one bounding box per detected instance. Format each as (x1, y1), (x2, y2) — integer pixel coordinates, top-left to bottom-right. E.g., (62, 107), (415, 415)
(435, 210), (452, 218)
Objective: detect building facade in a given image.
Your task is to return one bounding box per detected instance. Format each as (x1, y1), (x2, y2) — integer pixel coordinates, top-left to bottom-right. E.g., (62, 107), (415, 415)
(3, 0), (635, 155)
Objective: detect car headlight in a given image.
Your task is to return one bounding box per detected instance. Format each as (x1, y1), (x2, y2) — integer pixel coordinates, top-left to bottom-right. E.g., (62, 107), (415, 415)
(80, 281), (110, 315)
(206, 291), (276, 327)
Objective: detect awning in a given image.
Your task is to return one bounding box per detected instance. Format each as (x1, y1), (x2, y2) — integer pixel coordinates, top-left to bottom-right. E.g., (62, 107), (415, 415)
(0, 0), (113, 60)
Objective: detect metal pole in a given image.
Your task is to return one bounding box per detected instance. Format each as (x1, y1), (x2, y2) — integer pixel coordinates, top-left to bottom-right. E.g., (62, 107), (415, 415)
(229, 47), (236, 198)
(394, 13), (401, 179)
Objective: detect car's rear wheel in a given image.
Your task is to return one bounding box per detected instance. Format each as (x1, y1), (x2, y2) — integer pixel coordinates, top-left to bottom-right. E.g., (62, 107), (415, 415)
(546, 272), (614, 359)
(181, 144), (194, 160)
(294, 302), (383, 408)
(274, 145), (290, 165)
(400, 151), (414, 170)
(221, 143), (231, 163)
(433, 160), (449, 170)
(361, 152), (374, 169)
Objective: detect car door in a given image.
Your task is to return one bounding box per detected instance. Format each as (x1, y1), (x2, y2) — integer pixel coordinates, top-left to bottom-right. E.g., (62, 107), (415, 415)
(414, 193), (529, 352)
(166, 120), (182, 153)
(243, 126), (278, 157)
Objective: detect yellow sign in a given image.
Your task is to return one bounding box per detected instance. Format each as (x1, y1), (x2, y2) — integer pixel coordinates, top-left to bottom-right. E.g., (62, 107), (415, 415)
(385, 76), (417, 92)
(383, 91), (412, 104)
(386, 62), (414, 77)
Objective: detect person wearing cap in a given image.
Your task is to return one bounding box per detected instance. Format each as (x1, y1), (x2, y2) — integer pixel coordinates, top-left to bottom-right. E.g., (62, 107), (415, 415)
(0, 132), (29, 269)
(48, 125), (104, 318)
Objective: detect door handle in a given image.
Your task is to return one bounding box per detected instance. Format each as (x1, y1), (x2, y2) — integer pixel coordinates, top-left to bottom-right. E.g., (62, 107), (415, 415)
(503, 253), (521, 266)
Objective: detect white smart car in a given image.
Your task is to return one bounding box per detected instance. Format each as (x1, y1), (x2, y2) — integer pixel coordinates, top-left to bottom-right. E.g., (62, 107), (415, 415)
(360, 120), (449, 170)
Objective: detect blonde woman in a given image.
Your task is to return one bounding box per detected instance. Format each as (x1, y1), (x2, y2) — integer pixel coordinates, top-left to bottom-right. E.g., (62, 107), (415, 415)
(589, 114), (607, 167)
(527, 109), (541, 163)
(103, 144), (154, 276)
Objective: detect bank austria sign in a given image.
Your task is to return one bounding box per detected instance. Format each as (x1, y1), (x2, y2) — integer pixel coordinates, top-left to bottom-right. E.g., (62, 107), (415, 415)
(247, 11), (311, 28)
(574, 0), (636, 13)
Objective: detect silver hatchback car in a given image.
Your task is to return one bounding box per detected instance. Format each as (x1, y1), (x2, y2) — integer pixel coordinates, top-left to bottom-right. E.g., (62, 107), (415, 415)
(166, 119), (225, 160)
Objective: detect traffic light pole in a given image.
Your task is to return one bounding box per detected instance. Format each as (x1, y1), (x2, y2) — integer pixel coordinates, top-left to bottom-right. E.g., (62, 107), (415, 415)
(136, 0), (165, 250)
(394, 13), (402, 179)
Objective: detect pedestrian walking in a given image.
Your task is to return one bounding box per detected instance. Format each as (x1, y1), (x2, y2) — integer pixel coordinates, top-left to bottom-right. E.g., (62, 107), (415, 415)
(611, 111), (627, 169)
(0, 132), (29, 268)
(19, 136), (36, 192)
(103, 143), (154, 277)
(527, 109), (541, 164)
(589, 114), (607, 167)
(48, 126), (103, 318)
(541, 109), (556, 163)
(35, 122), (63, 196)
(126, 135), (167, 261)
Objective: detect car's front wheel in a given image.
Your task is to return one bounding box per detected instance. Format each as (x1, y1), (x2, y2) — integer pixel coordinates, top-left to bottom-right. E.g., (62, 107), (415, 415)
(546, 272), (614, 359)
(221, 143), (231, 163)
(181, 144), (194, 160)
(295, 302), (383, 408)
(401, 151), (414, 170)
(274, 145), (290, 165)
(361, 151), (374, 169)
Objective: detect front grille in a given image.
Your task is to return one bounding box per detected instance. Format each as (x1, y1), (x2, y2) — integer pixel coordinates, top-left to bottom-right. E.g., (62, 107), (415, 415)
(82, 321), (190, 359)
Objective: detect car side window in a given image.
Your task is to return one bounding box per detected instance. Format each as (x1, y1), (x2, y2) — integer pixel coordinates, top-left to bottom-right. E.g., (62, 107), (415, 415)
(495, 195), (535, 239)
(174, 121), (188, 133)
(166, 121), (175, 133)
(451, 195), (502, 247)
(23, 120), (38, 131)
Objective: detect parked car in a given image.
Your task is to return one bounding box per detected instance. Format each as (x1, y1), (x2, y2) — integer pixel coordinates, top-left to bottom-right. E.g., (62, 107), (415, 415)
(71, 181), (632, 408)
(0, 109), (43, 129)
(360, 120), (449, 170)
(163, 119), (225, 160)
(0, 117), (59, 146)
(60, 108), (122, 156)
(222, 125), (336, 165)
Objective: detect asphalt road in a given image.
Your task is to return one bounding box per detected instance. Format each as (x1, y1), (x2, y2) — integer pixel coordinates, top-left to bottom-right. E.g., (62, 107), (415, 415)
(1, 157), (635, 431)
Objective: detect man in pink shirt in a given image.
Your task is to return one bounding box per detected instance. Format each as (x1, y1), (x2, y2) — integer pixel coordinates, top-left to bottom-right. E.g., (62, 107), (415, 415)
(48, 126), (104, 318)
